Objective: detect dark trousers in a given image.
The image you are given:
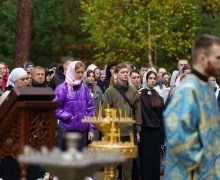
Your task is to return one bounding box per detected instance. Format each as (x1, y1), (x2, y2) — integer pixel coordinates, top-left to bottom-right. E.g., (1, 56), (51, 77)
(117, 133), (140, 180)
(117, 136), (133, 180)
(56, 127), (88, 151)
(0, 156), (42, 180)
(139, 127), (161, 180)
(132, 128), (140, 180)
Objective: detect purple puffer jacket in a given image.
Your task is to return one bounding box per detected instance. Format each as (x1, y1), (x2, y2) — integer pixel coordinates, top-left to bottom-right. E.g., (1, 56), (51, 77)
(53, 82), (95, 131)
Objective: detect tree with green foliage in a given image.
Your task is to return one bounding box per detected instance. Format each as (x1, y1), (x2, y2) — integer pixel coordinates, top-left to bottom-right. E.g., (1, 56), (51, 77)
(0, 0), (93, 69)
(31, 0), (93, 67)
(0, 0), (17, 68)
(80, 0), (201, 71)
(0, 0), (220, 71)
(198, 0), (220, 37)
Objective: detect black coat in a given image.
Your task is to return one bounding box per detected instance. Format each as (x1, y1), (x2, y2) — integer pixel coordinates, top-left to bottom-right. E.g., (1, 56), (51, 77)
(49, 65), (65, 90)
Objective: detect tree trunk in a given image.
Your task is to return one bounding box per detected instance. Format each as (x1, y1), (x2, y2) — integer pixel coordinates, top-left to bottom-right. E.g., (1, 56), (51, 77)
(13, 0), (32, 68)
(154, 49), (157, 66)
(148, 13), (153, 67)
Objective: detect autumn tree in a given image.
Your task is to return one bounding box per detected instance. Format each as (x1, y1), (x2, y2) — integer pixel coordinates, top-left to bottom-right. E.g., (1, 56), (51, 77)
(80, 0), (200, 70)
(1, 0), (220, 70)
(198, 0), (220, 37)
(31, 0), (93, 67)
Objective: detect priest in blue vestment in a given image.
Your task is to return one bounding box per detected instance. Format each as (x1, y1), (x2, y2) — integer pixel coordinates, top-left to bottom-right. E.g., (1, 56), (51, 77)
(164, 34), (220, 180)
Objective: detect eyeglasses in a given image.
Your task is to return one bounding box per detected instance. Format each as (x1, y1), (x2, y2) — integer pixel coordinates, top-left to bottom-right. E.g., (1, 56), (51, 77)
(19, 77), (29, 81)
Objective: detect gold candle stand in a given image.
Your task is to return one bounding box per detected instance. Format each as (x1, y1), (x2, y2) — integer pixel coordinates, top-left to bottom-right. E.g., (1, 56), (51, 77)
(82, 107), (137, 180)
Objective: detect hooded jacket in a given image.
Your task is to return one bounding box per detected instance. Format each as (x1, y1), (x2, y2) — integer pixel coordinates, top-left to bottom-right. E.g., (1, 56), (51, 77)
(49, 65), (65, 90)
(97, 62), (117, 93)
(53, 82), (95, 131)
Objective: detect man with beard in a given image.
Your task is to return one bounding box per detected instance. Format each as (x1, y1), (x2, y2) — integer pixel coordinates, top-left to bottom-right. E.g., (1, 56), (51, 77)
(164, 34), (220, 179)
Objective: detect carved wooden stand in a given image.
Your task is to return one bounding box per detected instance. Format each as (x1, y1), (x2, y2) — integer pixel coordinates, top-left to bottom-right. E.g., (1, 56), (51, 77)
(0, 88), (59, 179)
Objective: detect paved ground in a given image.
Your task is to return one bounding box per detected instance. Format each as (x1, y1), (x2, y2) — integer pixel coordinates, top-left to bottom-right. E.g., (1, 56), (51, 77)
(93, 171), (164, 180)
(93, 172), (104, 180)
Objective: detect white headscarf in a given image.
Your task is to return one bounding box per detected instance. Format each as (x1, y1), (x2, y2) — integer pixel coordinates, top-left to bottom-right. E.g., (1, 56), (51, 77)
(142, 71), (155, 90)
(170, 70), (179, 87)
(6, 68), (28, 87)
(65, 61), (84, 91)
(87, 64), (97, 71)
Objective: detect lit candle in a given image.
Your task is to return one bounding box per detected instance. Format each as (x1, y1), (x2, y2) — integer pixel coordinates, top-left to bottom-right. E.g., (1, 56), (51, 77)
(119, 109), (122, 120)
(118, 128), (121, 142)
(100, 102), (102, 118)
(125, 110), (127, 120)
(114, 109), (117, 119)
(130, 132), (134, 145)
(107, 104), (110, 109)
(98, 101), (101, 118)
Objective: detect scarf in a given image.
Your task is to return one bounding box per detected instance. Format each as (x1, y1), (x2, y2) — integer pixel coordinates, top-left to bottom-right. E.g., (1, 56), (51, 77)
(6, 68), (27, 87)
(65, 61), (84, 91)
(142, 71), (154, 90)
(31, 80), (46, 87)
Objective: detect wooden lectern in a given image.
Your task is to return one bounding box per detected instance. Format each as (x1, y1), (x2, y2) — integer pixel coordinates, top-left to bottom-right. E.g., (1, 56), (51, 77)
(0, 87), (60, 179)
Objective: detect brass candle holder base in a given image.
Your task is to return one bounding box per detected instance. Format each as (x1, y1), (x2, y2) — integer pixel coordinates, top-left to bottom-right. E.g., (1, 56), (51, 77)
(104, 163), (117, 180)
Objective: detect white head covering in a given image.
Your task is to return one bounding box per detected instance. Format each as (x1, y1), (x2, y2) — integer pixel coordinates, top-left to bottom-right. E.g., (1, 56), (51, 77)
(6, 68), (28, 87)
(142, 71), (155, 90)
(87, 64), (97, 71)
(83, 64), (97, 83)
(175, 75), (181, 88)
(175, 74), (188, 88)
(170, 70), (179, 87)
(65, 61), (84, 90)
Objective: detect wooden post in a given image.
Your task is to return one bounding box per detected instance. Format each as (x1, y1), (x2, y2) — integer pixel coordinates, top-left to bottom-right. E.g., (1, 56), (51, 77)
(20, 163), (27, 180)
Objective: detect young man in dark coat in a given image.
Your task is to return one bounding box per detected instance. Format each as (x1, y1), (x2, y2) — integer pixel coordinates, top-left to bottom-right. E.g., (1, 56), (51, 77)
(49, 57), (73, 90)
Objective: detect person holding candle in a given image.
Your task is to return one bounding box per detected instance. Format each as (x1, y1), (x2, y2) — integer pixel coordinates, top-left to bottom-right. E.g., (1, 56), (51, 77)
(138, 71), (164, 180)
(54, 61), (95, 150)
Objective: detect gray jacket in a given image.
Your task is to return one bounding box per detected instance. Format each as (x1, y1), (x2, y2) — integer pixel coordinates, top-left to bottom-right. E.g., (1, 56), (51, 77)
(92, 84), (104, 116)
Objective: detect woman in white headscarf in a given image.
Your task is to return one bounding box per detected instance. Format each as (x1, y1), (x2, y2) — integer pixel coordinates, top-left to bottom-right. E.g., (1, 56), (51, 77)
(83, 64), (97, 83)
(0, 67), (28, 105)
(139, 71), (164, 180)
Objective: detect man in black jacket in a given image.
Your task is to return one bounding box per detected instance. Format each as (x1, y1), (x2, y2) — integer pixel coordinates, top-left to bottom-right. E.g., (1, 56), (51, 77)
(49, 57), (73, 90)
(30, 66), (46, 87)
(97, 62), (117, 93)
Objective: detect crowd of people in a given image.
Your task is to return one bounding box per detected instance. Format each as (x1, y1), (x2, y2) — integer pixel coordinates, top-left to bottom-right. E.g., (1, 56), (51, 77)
(0, 34), (220, 180)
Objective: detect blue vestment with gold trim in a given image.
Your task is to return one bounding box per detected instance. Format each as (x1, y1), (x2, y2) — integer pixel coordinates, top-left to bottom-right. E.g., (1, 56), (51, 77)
(164, 74), (220, 180)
